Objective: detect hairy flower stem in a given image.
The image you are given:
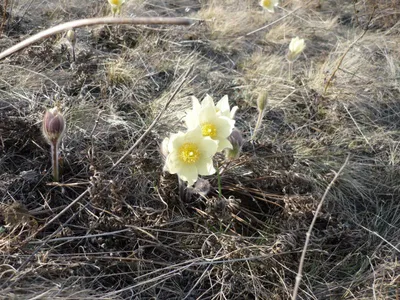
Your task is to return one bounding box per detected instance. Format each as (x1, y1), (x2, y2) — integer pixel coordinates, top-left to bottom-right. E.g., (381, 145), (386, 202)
(71, 46), (75, 62)
(288, 61), (293, 80)
(252, 110), (265, 140)
(51, 142), (60, 182)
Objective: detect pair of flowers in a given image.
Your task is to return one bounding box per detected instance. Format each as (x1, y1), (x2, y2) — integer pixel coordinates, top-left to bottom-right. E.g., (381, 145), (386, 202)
(163, 95), (238, 186)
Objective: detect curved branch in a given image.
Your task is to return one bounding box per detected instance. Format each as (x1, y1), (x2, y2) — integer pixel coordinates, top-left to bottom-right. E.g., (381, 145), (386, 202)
(0, 17), (193, 60)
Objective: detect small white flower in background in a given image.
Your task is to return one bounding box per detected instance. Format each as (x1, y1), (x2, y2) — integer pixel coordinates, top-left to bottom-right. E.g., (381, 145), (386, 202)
(259, 0), (279, 13)
(287, 37), (306, 62)
(108, 0), (125, 16)
(185, 96), (235, 152)
(164, 127), (218, 186)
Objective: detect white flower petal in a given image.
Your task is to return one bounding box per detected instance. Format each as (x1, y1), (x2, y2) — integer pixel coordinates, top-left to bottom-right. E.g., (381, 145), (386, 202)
(165, 151), (182, 174)
(198, 137), (218, 157)
(161, 137), (169, 157)
(214, 117), (235, 139)
(191, 96), (201, 112)
(201, 94), (215, 107)
(196, 157), (216, 176)
(177, 164), (199, 186)
(185, 110), (200, 129)
(217, 138), (233, 151)
(216, 95), (230, 113)
(230, 106), (238, 119)
(168, 132), (185, 153)
(199, 104), (217, 123)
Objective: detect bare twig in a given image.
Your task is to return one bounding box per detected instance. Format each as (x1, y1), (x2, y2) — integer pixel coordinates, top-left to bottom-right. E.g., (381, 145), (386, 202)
(292, 154), (350, 300)
(0, 17), (193, 60)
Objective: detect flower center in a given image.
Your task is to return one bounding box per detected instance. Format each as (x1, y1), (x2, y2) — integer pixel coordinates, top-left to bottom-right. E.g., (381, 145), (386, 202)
(109, 0), (121, 5)
(201, 123), (217, 138)
(262, 0), (271, 7)
(178, 143), (200, 164)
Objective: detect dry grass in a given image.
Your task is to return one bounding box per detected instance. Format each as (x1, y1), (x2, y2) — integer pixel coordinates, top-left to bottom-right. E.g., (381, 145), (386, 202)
(0, 0), (400, 299)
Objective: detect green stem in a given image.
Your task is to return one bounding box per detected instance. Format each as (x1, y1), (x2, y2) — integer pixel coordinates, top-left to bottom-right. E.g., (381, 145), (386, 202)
(51, 142), (59, 182)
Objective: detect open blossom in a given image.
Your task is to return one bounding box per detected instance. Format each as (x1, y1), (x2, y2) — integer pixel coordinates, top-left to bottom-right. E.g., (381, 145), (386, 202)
(197, 95), (238, 120)
(259, 0), (279, 13)
(287, 37), (306, 62)
(108, 0), (125, 15)
(185, 96), (235, 152)
(164, 127), (218, 186)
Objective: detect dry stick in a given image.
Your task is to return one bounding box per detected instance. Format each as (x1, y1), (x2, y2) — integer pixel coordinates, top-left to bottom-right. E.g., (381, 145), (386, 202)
(0, 17), (193, 61)
(292, 154), (350, 300)
(109, 64), (194, 172)
(323, 7), (375, 94)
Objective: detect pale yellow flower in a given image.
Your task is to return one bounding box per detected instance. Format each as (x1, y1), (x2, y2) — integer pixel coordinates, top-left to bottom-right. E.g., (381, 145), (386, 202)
(185, 96), (235, 152)
(108, 0), (125, 16)
(259, 0), (279, 13)
(191, 95), (238, 120)
(164, 127), (218, 186)
(287, 37), (306, 62)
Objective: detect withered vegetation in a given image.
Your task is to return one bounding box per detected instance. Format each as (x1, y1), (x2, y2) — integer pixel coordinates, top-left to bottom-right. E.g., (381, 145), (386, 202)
(0, 0), (399, 299)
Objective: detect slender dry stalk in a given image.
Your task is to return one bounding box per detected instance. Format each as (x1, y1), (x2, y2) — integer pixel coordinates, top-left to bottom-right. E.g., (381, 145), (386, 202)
(292, 154), (350, 300)
(0, 17), (193, 60)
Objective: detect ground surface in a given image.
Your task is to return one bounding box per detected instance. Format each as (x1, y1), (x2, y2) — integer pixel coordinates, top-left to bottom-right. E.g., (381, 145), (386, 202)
(0, 0), (399, 299)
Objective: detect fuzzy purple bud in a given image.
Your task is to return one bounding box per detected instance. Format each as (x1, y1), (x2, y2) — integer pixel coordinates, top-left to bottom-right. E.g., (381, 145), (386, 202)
(225, 128), (244, 160)
(42, 107), (66, 145)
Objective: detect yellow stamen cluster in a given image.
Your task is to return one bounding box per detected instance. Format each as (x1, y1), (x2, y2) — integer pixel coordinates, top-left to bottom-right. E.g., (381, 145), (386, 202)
(201, 123), (217, 138)
(261, 0), (271, 6)
(179, 143), (200, 164)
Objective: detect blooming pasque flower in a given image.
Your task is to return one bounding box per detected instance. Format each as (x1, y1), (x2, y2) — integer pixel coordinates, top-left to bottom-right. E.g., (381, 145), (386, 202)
(287, 37), (306, 62)
(185, 97), (235, 152)
(165, 127), (218, 186)
(190, 95), (238, 120)
(259, 0), (279, 13)
(108, 0), (125, 15)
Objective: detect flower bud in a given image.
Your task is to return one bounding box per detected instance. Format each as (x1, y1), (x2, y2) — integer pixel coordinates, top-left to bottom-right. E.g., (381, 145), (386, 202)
(66, 29), (76, 47)
(287, 37), (306, 62)
(257, 91), (268, 113)
(42, 107), (66, 145)
(225, 128), (244, 160)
